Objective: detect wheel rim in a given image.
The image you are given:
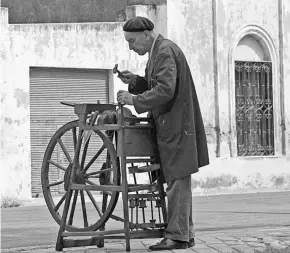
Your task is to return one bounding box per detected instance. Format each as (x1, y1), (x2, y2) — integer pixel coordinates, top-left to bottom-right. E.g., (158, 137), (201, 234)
(41, 121), (120, 232)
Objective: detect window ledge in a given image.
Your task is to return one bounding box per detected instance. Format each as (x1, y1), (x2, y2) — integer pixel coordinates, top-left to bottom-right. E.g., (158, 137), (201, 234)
(234, 155), (286, 160)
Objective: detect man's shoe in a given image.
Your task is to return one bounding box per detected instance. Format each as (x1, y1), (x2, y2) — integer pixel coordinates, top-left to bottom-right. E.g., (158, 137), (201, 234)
(188, 238), (195, 247)
(149, 238), (188, 251)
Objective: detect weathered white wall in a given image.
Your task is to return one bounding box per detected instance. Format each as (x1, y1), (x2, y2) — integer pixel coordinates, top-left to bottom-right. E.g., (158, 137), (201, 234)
(216, 0), (281, 157)
(283, 0), (290, 158)
(126, 4), (167, 38)
(1, 0), (290, 199)
(167, 0), (216, 160)
(0, 7), (147, 199)
(167, 0), (290, 192)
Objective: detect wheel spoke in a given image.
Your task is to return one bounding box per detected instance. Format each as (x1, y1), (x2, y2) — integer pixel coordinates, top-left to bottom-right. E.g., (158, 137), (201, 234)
(57, 138), (73, 164)
(81, 137), (90, 170)
(102, 192), (108, 213)
(80, 191), (89, 227)
(54, 192), (67, 212)
(86, 175), (101, 179)
(72, 127), (77, 151)
(85, 179), (97, 185)
(86, 190), (102, 217)
(48, 180), (64, 188)
(68, 190), (78, 225)
(83, 144), (106, 173)
(48, 160), (66, 172)
(85, 168), (113, 178)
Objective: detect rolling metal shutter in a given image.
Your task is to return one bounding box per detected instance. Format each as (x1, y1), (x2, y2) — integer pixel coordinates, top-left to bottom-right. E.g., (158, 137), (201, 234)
(30, 67), (109, 196)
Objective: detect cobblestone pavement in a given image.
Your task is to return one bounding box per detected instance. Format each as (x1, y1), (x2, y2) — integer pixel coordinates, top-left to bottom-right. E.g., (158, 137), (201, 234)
(5, 226), (290, 253)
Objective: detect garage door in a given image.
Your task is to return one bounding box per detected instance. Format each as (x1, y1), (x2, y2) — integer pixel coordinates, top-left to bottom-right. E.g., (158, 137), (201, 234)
(29, 67), (109, 196)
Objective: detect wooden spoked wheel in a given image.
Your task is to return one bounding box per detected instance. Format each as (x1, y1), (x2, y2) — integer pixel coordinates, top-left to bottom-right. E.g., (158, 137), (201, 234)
(41, 120), (120, 232)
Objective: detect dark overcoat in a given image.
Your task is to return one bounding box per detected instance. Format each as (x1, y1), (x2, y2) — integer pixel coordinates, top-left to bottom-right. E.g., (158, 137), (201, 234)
(129, 35), (209, 182)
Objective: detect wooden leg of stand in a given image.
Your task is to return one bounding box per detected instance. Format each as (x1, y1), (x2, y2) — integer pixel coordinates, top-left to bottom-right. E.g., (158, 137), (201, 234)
(122, 184), (130, 251)
(118, 114), (131, 251)
(121, 157), (130, 251)
(97, 191), (109, 248)
(55, 189), (73, 251)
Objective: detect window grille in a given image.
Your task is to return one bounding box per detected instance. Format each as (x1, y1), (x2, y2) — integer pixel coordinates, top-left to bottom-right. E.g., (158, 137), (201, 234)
(235, 61), (274, 156)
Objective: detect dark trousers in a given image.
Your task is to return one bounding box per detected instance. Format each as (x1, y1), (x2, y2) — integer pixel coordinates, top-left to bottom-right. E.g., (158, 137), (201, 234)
(165, 176), (194, 242)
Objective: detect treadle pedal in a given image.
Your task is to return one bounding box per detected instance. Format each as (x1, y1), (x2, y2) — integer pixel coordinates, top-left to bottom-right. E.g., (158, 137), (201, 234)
(129, 222), (167, 229)
(63, 237), (104, 248)
(128, 164), (160, 174)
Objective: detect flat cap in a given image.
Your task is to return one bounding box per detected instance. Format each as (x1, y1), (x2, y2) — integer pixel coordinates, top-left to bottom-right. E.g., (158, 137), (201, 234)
(123, 16), (154, 32)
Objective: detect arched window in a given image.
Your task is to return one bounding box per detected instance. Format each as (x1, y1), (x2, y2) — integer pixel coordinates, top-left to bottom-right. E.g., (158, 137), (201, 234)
(234, 35), (274, 156)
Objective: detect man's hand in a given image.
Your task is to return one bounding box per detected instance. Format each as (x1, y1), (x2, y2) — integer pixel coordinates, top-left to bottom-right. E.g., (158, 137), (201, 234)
(117, 90), (133, 105)
(118, 70), (137, 85)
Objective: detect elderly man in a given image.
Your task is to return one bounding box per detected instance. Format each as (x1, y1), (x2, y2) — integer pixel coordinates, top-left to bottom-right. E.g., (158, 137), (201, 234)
(117, 16), (209, 251)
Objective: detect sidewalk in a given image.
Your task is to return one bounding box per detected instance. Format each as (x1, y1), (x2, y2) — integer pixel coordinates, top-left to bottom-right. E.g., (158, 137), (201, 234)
(2, 191), (290, 253)
(4, 226), (290, 253)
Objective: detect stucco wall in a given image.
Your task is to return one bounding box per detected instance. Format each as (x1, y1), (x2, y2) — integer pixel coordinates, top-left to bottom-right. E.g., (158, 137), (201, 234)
(166, 0), (215, 160)
(0, 7), (148, 199)
(216, 0), (281, 157)
(167, 0), (285, 158)
(283, 0), (290, 158)
(167, 0), (290, 192)
(1, 0), (290, 199)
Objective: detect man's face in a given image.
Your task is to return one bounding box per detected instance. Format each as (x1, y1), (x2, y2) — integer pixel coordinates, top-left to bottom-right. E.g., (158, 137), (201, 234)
(124, 31), (149, 55)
